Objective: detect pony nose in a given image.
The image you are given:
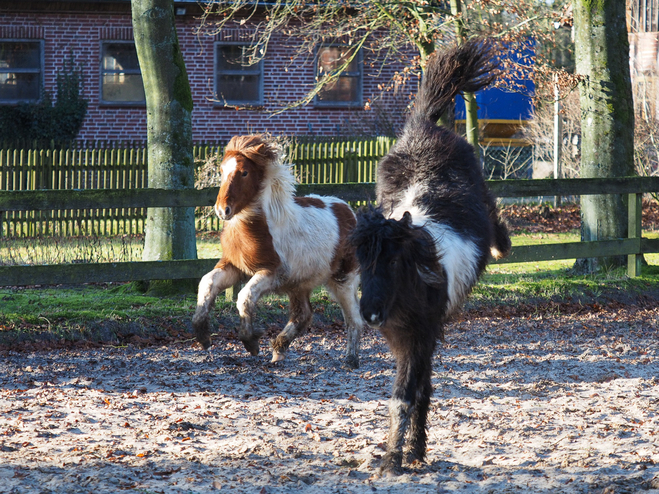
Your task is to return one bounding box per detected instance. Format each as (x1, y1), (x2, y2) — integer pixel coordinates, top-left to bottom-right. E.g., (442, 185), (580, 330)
(362, 309), (383, 327)
(214, 204), (232, 220)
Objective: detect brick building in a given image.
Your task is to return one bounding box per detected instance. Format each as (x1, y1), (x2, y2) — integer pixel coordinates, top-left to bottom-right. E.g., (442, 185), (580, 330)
(0, 0), (412, 143)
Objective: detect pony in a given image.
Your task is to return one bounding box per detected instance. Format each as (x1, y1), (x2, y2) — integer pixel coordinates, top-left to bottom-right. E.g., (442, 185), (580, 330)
(350, 39), (511, 475)
(192, 135), (364, 368)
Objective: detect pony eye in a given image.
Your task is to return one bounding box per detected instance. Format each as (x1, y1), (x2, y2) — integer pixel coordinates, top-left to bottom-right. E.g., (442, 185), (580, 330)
(241, 170), (249, 177)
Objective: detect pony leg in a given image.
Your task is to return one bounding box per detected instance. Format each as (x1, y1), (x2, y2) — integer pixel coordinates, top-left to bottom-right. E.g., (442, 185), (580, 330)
(271, 289), (313, 363)
(327, 273), (364, 369)
(236, 270), (277, 356)
(380, 347), (427, 476)
(405, 361), (434, 465)
(382, 396), (412, 477)
(192, 264), (241, 350)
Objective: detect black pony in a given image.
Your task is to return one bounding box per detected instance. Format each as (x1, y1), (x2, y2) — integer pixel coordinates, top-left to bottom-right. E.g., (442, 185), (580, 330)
(351, 39), (511, 476)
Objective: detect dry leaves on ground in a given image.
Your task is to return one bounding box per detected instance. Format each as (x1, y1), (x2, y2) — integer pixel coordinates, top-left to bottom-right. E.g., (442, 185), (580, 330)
(2, 304), (659, 493)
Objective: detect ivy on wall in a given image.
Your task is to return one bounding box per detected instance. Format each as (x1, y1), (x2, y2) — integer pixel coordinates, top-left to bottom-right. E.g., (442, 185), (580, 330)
(0, 55), (88, 144)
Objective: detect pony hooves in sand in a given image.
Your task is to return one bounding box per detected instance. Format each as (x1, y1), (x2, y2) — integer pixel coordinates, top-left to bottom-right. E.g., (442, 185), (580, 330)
(240, 336), (261, 356)
(378, 454), (404, 477)
(344, 354), (360, 369)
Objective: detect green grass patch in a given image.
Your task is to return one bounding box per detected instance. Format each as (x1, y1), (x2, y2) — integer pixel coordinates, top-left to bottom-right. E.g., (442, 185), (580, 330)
(0, 233), (224, 266)
(2, 230), (659, 349)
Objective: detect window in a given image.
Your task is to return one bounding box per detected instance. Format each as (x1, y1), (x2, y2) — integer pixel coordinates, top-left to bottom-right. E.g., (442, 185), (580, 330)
(0, 40), (42, 103)
(215, 43), (263, 105)
(101, 42), (145, 104)
(315, 45), (362, 107)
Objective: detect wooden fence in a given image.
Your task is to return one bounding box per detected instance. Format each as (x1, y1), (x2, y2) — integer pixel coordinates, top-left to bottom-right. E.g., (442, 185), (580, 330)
(0, 138), (394, 237)
(1, 176), (658, 288)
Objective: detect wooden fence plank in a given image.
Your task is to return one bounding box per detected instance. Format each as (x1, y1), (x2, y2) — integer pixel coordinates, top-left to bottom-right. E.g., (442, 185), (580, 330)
(0, 237), (652, 286)
(488, 176), (659, 197)
(0, 139), (396, 236)
(493, 238), (641, 264)
(6, 178), (659, 213)
(0, 183), (377, 211)
(628, 192), (643, 277)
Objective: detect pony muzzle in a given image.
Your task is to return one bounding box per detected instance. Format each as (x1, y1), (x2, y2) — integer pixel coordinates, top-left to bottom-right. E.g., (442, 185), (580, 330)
(361, 308), (384, 328)
(215, 203), (233, 220)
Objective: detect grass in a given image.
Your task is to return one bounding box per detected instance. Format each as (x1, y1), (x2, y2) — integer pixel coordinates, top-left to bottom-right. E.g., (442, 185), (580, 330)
(0, 232), (225, 266)
(1, 229), (659, 348)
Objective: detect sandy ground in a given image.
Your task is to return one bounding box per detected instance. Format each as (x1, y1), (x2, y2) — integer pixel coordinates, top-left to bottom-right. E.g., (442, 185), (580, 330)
(2, 305), (659, 493)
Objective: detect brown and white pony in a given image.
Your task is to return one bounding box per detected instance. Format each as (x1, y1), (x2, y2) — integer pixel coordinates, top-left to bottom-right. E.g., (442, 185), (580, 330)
(192, 135), (364, 368)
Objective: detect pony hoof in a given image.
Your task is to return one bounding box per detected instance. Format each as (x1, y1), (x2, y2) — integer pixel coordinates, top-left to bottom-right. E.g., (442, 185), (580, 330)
(271, 351), (286, 363)
(404, 451), (425, 467)
(197, 338), (212, 350)
(378, 463), (403, 478)
(240, 337), (260, 356)
(379, 453), (403, 477)
(344, 355), (360, 369)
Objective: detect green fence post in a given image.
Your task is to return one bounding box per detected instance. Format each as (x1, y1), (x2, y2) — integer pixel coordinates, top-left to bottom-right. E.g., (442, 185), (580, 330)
(627, 192), (642, 278)
(225, 281), (241, 302)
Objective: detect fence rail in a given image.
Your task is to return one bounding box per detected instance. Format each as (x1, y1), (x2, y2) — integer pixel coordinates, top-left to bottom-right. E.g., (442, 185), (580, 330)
(0, 177), (655, 287)
(0, 137), (529, 237)
(0, 139), (395, 237)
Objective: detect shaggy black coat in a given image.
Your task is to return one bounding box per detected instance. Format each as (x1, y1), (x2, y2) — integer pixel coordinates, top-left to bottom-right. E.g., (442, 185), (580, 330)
(351, 39), (511, 477)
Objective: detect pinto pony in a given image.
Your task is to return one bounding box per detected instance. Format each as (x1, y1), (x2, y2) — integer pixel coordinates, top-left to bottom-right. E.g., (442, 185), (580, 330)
(192, 135), (364, 368)
(350, 40), (511, 475)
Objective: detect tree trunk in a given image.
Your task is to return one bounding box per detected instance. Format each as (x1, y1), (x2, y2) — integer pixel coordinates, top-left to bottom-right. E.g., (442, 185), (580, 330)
(573, 0), (634, 273)
(464, 91), (480, 160)
(132, 0), (197, 294)
(444, 0), (479, 157)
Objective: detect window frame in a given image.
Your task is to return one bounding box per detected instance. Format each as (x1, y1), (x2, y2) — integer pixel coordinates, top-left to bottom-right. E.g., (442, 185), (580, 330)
(314, 44), (363, 109)
(0, 39), (44, 105)
(214, 41), (264, 106)
(99, 40), (145, 106)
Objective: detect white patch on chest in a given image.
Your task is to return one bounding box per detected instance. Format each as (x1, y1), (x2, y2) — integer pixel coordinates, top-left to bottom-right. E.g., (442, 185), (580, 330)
(264, 193), (343, 285)
(388, 184), (480, 314)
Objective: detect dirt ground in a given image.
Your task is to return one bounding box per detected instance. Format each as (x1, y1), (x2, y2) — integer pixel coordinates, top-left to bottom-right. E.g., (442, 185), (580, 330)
(2, 302), (659, 493)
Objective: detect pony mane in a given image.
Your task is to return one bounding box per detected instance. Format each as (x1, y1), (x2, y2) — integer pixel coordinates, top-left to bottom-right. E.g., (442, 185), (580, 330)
(225, 134), (280, 170)
(352, 207), (441, 280)
(225, 134), (297, 225)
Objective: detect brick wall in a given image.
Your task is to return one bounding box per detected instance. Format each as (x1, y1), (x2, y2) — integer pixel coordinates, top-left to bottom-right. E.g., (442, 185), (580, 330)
(2, 9), (414, 143)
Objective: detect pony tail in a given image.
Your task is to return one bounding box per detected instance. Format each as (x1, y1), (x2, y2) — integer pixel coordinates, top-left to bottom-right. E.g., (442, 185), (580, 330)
(488, 206), (511, 260)
(415, 38), (499, 123)
(490, 219), (512, 260)
(482, 187), (511, 260)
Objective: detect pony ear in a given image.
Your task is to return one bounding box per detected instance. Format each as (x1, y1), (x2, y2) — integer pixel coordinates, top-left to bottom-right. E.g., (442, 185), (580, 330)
(416, 264), (445, 289)
(409, 229), (445, 289)
(401, 211), (412, 226)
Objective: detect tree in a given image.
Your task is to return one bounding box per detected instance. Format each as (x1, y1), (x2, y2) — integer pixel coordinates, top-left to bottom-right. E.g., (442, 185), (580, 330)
(449, 0), (480, 157)
(132, 0), (198, 294)
(573, 0), (634, 273)
(199, 1), (556, 146)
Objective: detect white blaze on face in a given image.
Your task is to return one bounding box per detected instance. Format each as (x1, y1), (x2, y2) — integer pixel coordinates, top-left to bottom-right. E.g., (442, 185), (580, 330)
(216, 156), (239, 219)
(221, 156), (238, 181)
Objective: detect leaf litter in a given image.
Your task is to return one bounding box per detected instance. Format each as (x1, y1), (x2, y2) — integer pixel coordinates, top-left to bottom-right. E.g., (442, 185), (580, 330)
(1, 304), (659, 493)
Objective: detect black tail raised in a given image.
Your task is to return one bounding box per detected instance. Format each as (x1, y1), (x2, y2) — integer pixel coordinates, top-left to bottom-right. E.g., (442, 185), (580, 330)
(414, 39), (499, 123)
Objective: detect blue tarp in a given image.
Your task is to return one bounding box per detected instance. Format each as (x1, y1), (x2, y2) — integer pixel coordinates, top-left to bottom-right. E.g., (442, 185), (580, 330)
(455, 40), (535, 121)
